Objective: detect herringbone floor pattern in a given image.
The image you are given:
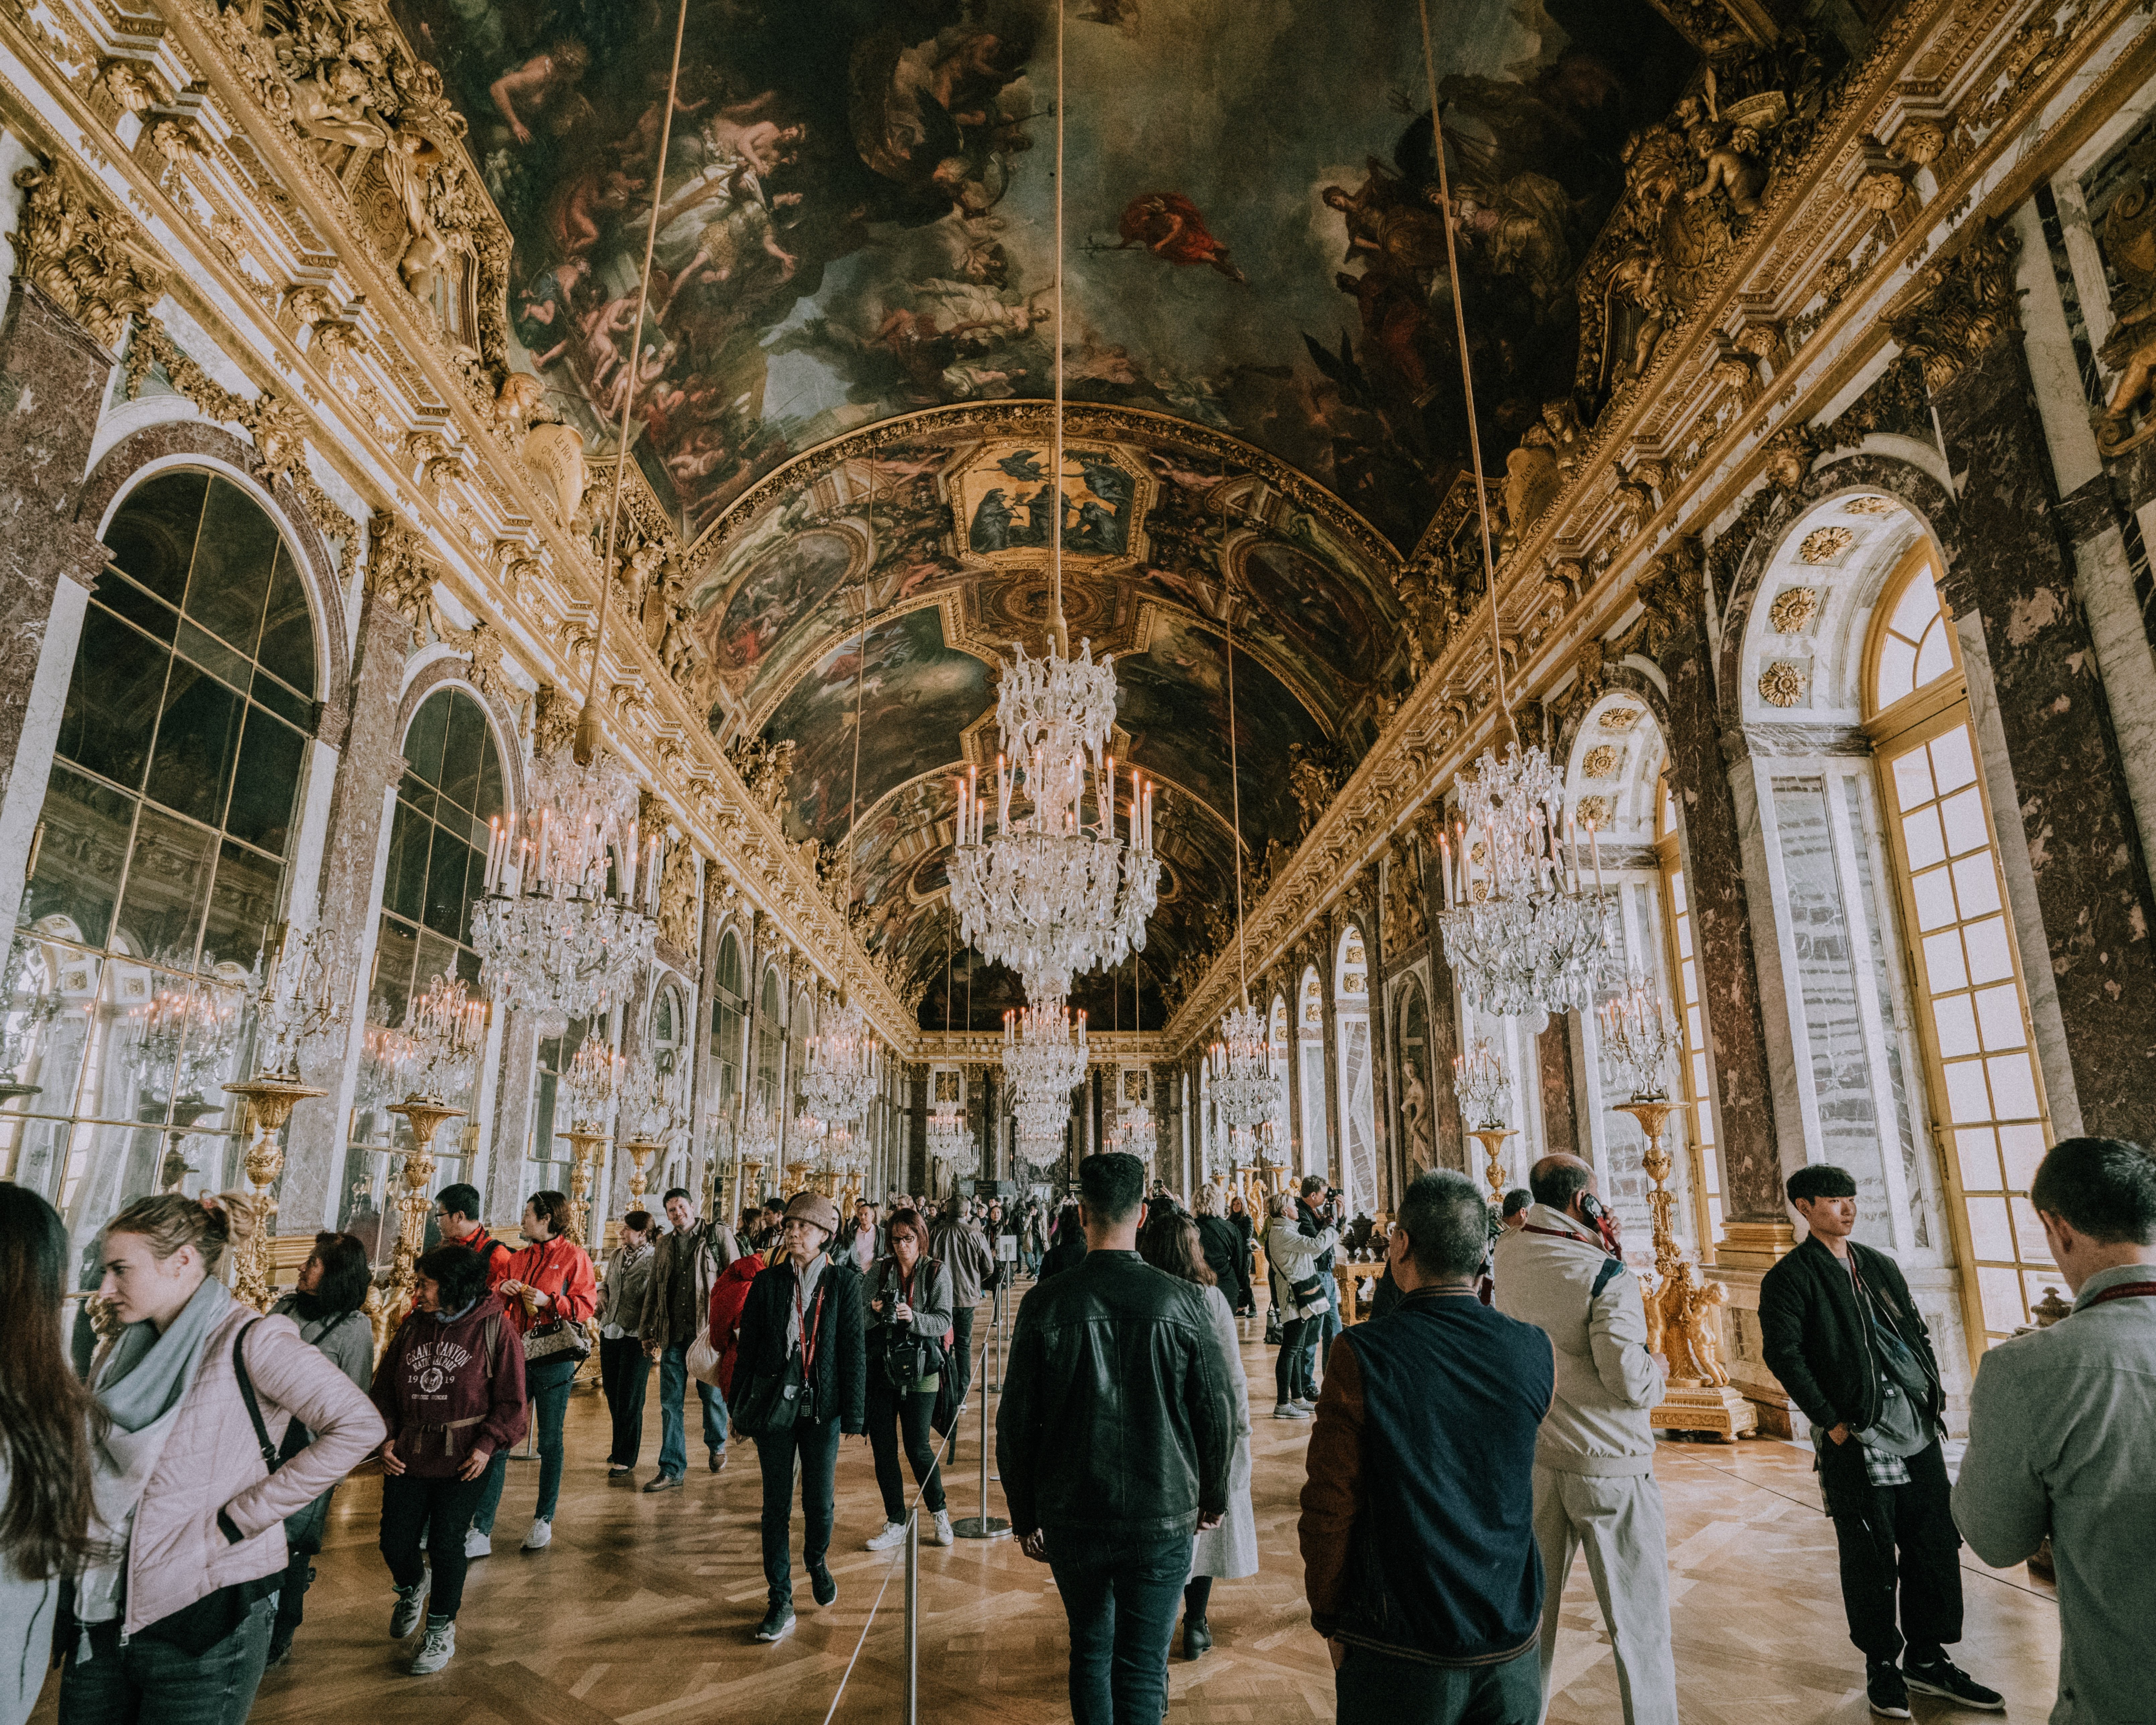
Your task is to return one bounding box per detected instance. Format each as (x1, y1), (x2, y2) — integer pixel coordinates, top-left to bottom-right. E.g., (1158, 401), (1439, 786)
(27, 1298), (2061, 1722)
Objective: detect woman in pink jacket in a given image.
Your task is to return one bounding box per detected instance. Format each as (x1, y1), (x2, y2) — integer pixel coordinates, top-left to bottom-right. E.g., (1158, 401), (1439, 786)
(60, 1191), (385, 1725)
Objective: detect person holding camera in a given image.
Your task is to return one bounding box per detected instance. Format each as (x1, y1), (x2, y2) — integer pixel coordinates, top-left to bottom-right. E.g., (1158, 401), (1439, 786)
(1491, 1154), (1675, 1725)
(1264, 1191), (1338, 1420)
(1296, 1177), (1343, 1398)
(861, 1208), (955, 1551)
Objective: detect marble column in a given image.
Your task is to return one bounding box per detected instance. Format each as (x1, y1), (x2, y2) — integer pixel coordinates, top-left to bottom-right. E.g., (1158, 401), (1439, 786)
(906, 1062), (927, 1197)
(1416, 812), (1467, 1175)
(0, 284), (124, 927)
(1359, 875), (1399, 1215)
(283, 587), (415, 1233)
(1535, 1017), (1579, 1163)
(1926, 334), (2156, 1142)
(1651, 546), (1787, 1246)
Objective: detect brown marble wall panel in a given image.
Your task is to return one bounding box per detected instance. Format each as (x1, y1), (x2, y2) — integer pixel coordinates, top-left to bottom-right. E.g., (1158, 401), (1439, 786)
(1661, 619), (1786, 1222)
(1422, 846), (1467, 1176)
(1930, 339), (2156, 1140)
(907, 1062), (928, 1195)
(1536, 1015), (1579, 1164)
(0, 287), (116, 808)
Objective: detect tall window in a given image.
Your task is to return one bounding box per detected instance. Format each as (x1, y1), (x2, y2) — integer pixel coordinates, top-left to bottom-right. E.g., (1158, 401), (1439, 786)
(1866, 546), (2051, 1353)
(531, 1013), (605, 1196)
(710, 929), (746, 1128)
(1299, 966), (1325, 1178)
(754, 967), (782, 1116)
(2, 470), (317, 1262)
(1335, 927), (1375, 1213)
(1655, 776), (1724, 1255)
(344, 686), (504, 1247)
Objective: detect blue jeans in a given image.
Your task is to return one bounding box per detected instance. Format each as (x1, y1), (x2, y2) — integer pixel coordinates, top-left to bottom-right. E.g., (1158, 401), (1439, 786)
(1045, 1526), (1193, 1725)
(657, 1338), (726, 1476)
(755, 1417), (841, 1607)
(1302, 1297), (1341, 1401)
(1336, 1641), (1541, 1725)
(60, 1594), (276, 1725)
(474, 1353), (579, 1532)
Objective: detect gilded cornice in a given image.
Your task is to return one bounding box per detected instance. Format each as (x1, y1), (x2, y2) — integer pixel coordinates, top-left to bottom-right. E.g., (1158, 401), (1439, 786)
(1155, 0), (2156, 1056)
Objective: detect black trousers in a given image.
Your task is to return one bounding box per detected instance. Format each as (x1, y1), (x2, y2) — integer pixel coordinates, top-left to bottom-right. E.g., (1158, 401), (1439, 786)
(380, 1470), (490, 1623)
(1823, 1438), (1964, 1664)
(866, 1377), (946, 1521)
(600, 1335), (651, 1467)
(948, 1305), (977, 1405)
(756, 1417), (842, 1607)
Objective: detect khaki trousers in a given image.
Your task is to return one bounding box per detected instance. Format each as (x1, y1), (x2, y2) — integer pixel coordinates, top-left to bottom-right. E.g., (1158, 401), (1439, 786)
(1531, 1464), (1678, 1725)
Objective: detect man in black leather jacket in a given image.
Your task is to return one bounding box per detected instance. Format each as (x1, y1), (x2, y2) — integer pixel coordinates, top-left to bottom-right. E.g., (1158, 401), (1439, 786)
(998, 1151), (1234, 1725)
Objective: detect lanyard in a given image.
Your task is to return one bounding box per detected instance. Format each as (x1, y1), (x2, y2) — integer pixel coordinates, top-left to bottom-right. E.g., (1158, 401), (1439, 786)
(793, 1278), (827, 1374)
(1520, 1222), (1617, 1262)
(2080, 1280), (2156, 1311)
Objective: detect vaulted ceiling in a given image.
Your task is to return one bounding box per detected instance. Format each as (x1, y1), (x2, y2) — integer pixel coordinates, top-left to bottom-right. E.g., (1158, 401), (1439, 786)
(392, 0), (1732, 1025)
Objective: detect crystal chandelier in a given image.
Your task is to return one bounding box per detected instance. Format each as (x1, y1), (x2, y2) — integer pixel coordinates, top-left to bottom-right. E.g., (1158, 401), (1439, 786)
(621, 1047), (684, 1144)
(1435, 746), (1610, 1018)
(1108, 1097), (1156, 1158)
(738, 1097), (780, 1172)
(927, 1074), (969, 1165)
(1207, 999), (1278, 1134)
(949, 651), (1159, 998)
(470, 745), (661, 1028)
(1002, 996), (1088, 1118)
(798, 994), (880, 1127)
(130, 972), (243, 1097)
(565, 1034), (623, 1131)
(248, 925), (349, 1082)
(1598, 972), (1682, 1101)
(401, 973), (489, 1104)
(1453, 1038), (1512, 1130)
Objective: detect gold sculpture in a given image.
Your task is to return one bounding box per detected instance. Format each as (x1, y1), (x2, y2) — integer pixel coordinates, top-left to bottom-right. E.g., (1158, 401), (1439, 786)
(224, 1076), (329, 1310)
(1618, 1097), (1756, 1443)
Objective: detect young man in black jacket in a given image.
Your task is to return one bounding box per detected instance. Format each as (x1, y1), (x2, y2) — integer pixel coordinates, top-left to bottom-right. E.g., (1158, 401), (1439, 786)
(1758, 1165), (2001, 1720)
(998, 1152), (1234, 1725)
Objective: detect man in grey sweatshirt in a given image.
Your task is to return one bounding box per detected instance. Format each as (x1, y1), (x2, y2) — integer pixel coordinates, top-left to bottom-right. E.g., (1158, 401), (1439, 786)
(1953, 1136), (2156, 1725)
(1492, 1154), (1675, 1725)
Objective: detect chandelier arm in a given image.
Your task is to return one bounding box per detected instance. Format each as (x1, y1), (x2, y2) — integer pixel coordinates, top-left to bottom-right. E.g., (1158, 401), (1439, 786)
(580, 0), (692, 764)
(1417, 0), (1510, 740)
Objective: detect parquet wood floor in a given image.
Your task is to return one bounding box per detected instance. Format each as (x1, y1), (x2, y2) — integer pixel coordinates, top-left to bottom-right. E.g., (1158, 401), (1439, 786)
(27, 1299), (2062, 1723)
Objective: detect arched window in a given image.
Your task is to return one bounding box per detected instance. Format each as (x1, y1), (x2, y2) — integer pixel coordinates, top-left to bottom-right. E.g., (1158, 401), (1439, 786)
(1298, 965), (1325, 1178)
(1268, 993), (1291, 1170)
(709, 928), (746, 1132)
(1865, 545), (2051, 1350)
(754, 966), (783, 1117)
(1655, 774), (1724, 1253)
(342, 684), (505, 1248)
(1335, 926), (1374, 1213)
(4, 470), (319, 1258)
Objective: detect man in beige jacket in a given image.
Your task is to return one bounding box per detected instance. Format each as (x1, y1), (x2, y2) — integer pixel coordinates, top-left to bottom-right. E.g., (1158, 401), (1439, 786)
(1492, 1154), (1675, 1725)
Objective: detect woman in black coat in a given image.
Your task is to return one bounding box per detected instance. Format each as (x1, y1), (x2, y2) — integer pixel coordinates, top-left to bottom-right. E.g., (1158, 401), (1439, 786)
(1034, 1202), (1087, 1281)
(728, 1193), (866, 1645)
(1216, 1190), (1256, 1316)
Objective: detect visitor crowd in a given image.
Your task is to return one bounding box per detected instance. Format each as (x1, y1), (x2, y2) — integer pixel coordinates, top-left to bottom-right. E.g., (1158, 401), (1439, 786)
(3, 1138), (2151, 1725)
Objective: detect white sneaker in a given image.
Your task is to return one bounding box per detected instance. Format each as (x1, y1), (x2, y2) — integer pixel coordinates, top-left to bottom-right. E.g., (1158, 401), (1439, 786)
(409, 1617), (456, 1675)
(865, 1520), (908, 1552)
(521, 1518), (552, 1550)
(1271, 1402), (1312, 1421)
(932, 1510), (954, 1547)
(462, 1527), (491, 1560)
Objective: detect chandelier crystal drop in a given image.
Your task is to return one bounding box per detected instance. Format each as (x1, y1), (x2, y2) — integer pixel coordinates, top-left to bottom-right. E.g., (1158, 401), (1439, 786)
(1435, 745), (1611, 1018)
(949, 640), (1160, 999)
(400, 973), (489, 1104)
(470, 746), (662, 1028)
(1453, 1038), (1512, 1130)
(798, 995), (880, 1127)
(1001, 996), (1089, 1115)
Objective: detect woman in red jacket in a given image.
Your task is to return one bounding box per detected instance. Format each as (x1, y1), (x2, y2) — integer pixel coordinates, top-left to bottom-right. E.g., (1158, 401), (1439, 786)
(372, 1243), (526, 1674)
(468, 1190), (595, 1555)
(707, 1245), (767, 1399)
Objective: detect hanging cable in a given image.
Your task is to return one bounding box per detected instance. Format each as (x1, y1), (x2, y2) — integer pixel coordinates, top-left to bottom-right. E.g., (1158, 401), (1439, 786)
(1226, 581), (1246, 1006)
(1049, 0), (1068, 654)
(577, 0), (692, 764)
(1417, 0), (1514, 751)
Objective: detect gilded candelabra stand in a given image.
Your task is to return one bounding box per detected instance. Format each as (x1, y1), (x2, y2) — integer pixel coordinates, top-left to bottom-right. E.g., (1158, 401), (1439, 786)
(622, 1138), (664, 1205)
(564, 1126), (610, 1246)
(225, 1075), (329, 1310)
(381, 1095), (468, 1329)
(379, 974), (488, 1329)
(1469, 1125), (1519, 1207)
(1454, 1038), (1515, 1206)
(1617, 1095), (1753, 1442)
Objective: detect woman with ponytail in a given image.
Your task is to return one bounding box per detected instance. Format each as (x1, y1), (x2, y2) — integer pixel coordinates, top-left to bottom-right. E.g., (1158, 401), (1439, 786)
(1, 1186), (99, 1725)
(57, 1191), (384, 1725)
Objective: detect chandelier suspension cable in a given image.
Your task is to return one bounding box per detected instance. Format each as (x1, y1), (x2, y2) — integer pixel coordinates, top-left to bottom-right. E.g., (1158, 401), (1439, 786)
(1417, 0), (1510, 739)
(577, 0), (691, 763)
(1226, 582), (1247, 1006)
(1050, 0), (1067, 654)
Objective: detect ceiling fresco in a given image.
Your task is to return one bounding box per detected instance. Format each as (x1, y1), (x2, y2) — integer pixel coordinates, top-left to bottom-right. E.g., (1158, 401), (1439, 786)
(381, 0), (1834, 1024)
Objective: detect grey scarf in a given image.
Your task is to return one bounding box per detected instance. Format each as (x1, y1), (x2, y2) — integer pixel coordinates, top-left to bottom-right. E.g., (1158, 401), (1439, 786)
(93, 1275), (232, 1433)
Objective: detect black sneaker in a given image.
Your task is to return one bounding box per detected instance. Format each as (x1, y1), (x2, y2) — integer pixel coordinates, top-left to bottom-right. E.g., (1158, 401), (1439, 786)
(1904, 1657), (2005, 1711)
(809, 1563), (837, 1606)
(753, 1602), (795, 1643)
(1867, 1661), (1912, 1720)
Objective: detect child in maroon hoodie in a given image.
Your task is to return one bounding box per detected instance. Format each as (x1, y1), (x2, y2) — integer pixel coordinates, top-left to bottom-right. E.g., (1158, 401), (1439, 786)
(371, 1242), (527, 1674)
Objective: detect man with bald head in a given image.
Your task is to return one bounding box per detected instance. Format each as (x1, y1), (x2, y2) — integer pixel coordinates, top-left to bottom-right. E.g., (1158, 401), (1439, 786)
(1492, 1154), (1675, 1725)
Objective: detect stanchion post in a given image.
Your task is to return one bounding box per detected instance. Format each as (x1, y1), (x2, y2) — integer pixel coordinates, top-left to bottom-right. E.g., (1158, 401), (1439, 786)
(903, 1510), (920, 1725)
(952, 1287), (1010, 1540)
